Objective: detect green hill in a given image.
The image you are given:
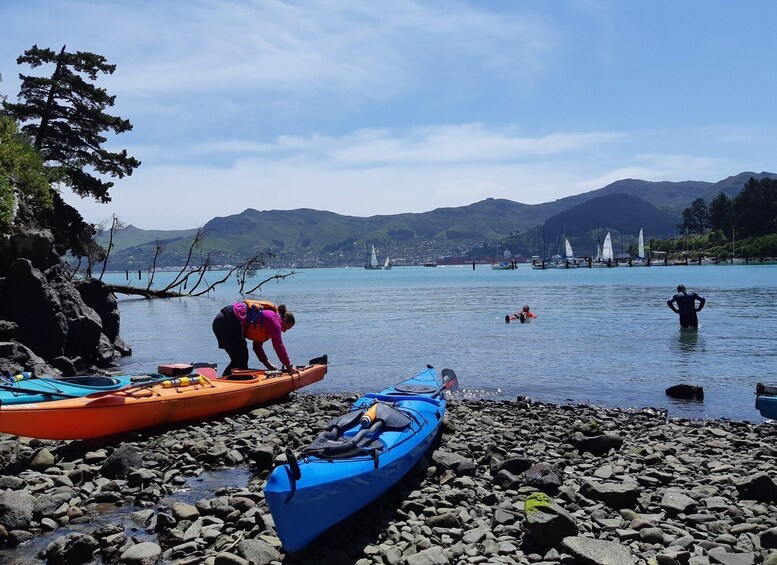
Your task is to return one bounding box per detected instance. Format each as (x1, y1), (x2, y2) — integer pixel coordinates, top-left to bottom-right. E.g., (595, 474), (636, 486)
(98, 171), (777, 269)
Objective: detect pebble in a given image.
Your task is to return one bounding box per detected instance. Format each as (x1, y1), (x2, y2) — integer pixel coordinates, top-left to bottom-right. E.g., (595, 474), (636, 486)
(0, 394), (776, 564)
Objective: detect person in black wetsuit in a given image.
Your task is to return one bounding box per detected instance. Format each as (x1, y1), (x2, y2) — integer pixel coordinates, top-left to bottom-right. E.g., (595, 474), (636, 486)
(667, 284), (706, 328)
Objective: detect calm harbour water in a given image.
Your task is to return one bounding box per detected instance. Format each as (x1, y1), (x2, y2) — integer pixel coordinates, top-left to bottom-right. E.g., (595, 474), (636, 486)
(104, 264), (777, 422)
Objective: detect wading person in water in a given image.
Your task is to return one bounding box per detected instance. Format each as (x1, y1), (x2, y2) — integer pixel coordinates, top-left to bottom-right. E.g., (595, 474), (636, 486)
(212, 300), (296, 376)
(667, 284), (705, 329)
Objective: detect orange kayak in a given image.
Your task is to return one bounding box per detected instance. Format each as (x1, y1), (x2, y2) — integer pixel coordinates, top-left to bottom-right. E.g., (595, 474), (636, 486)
(0, 359), (327, 440)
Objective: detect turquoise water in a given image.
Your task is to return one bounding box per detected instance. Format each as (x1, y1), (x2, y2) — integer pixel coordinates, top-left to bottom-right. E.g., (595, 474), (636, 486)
(104, 264), (777, 421)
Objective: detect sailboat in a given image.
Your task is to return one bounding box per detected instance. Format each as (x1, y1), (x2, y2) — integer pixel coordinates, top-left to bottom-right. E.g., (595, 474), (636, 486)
(547, 238), (579, 268)
(491, 243), (514, 270)
(364, 244), (382, 270)
(593, 232), (616, 267)
(383, 255), (392, 270)
(631, 228), (647, 266)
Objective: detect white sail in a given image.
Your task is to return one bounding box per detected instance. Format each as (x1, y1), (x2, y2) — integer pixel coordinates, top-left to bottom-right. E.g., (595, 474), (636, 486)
(383, 255), (392, 269)
(595, 242), (601, 261)
(370, 245), (379, 268)
(601, 232), (614, 261)
(638, 228), (645, 259)
(565, 238), (574, 259)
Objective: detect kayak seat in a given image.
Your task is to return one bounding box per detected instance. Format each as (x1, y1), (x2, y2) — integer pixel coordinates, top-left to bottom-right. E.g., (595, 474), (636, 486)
(224, 374), (255, 381)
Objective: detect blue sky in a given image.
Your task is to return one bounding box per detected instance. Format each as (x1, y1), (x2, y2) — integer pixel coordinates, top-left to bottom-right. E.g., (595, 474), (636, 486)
(1, 1), (776, 229)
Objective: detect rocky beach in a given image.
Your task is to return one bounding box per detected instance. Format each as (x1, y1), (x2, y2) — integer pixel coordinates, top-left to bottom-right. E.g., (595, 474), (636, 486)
(1, 393), (776, 565)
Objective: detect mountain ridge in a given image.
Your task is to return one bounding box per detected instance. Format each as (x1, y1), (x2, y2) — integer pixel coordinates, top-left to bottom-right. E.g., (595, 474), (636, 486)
(99, 171), (776, 268)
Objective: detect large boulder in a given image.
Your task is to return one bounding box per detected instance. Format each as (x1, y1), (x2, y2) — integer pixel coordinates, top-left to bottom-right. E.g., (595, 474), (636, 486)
(47, 266), (104, 358)
(0, 340), (59, 377)
(0, 229), (131, 377)
(1, 258), (68, 359)
(0, 229), (59, 276)
(76, 277), (121, 343)
(101, 445), (143, 479)
(42, 532), (99, 564)
(0, 490), (35, 530)
(523, 492), (578, 549)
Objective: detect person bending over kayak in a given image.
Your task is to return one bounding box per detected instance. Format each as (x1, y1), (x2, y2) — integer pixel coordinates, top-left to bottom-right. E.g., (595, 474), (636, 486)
(212, 301), (297, 376)
(506, 305), (537, 324)
(667, 284), (705, 329)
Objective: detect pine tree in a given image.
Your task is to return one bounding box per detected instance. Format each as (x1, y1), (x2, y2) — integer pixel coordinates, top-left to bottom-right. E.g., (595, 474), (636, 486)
(3, 45), (140, 203)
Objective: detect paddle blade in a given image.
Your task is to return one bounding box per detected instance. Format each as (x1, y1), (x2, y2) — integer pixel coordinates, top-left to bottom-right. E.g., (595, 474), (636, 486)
(308, 354), (328, 366)
(196, 367), (219, 380)
(440, 368), (459, 392)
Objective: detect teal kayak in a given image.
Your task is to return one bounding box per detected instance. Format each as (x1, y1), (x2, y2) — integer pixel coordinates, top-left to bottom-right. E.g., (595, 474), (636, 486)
(0, 373), (160, 405)
(756, 383), (777, 419)
(265, 365), (458, 553)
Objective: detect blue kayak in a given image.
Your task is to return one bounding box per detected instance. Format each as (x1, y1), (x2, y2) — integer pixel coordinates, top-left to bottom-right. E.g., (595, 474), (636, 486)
(0, 374), (159, 405)
(265, 365), (458, 553)
(756, 383), (777, 419)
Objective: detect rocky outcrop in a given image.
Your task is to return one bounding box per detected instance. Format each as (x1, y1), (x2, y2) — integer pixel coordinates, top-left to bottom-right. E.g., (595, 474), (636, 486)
(0, 229), (130, 376)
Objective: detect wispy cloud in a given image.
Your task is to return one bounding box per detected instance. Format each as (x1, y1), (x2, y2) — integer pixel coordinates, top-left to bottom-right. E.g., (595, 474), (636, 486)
(184, 125), (624, 164)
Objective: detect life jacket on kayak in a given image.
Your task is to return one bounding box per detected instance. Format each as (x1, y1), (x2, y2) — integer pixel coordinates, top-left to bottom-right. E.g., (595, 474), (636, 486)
(301, 401), (412, 460)
(243, 300), (278, 341)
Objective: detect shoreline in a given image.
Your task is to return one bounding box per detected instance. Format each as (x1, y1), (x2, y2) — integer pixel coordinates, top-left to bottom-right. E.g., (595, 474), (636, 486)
(1, 393), (776, 564)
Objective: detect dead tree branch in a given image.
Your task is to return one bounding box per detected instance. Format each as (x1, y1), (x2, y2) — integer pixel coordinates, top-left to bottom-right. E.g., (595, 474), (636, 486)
(244, 271), (296, 294)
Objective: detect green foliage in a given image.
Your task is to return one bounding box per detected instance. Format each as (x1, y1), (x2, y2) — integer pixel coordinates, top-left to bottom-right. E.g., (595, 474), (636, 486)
(733, 177), (777, 238)
(0, 116), (52, 230)
(679, 198), (709, 235)
(2, 44), (140, 203)
(708, 192), (733, 234)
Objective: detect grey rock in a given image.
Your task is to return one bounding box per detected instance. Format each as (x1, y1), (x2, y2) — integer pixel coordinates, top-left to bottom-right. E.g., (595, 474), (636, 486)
(497, 457), (534, 475)
(406, 546), (450, 565)
(493, 469), (522, 490)
(43, 532), (99, 564)
(736, 473), (777, 503)
(102, 444), (143, 479)
(214, 553), (249, 565)
(762, 528), (777, 549)
(524, 462), (563, 494)
(524, 493), (578, 548)
(580, 481), (640, 509)
(656, 549), (691, 565)
(29, 447), (56, 470)
(431, 451), (476, 476)
(237, 538), (281, 564)
(572, 433), (624, 456)
(661, 492), (698, 515)
(172, 502), (200, 522)
(119, 541), (162, 564)
(0, 490), (35, 530)
(709, 553), (756, 565)
(561, 535), (636, 564)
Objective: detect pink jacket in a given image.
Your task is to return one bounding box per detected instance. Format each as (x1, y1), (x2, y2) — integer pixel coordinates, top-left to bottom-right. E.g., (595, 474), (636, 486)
(232, 302), (291, 367)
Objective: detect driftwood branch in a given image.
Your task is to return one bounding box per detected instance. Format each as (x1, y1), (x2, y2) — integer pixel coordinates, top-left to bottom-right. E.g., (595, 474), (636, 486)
(244, 271), (296, 294)
(106, 284), (185, 298)
(190, 265), (240, 297)
(163, 228), (205, 291)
